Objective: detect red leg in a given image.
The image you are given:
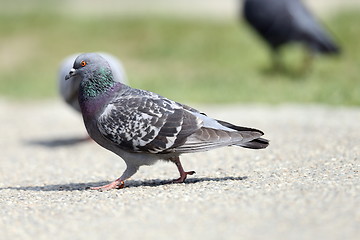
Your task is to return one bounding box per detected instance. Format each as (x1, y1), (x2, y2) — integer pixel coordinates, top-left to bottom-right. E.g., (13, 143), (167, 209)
(90, 178), (125, 191)
(171, 157), (195, 183)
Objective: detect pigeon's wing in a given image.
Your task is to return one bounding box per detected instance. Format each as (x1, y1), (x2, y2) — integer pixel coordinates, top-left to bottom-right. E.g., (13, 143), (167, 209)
(97, 95), (202, 154)
(98, 89), (267, 154)
(243, 0), (297, 49)
(287, 0), (339, 53)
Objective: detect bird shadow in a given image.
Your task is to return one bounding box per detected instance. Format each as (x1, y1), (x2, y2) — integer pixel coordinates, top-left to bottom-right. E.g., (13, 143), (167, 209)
(24, 136), (90, 148)
(0, 176), (248, 192)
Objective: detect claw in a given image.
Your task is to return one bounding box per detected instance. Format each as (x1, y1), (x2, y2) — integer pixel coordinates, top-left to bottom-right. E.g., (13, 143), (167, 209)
(90, 179), (125, 191)
(172, 170), (196, 183)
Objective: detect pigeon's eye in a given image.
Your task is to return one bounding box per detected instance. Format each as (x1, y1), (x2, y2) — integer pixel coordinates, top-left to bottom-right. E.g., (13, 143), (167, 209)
(80, 61), (87, 67)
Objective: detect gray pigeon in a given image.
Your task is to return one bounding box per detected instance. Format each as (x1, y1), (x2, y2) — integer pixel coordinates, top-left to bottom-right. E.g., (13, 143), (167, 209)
(243, 0), (340, 69)
(65, 53), (269, 190)
(58, 52), (128, 112)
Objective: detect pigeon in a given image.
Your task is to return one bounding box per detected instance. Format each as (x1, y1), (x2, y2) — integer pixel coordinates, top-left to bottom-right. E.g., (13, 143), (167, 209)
(243, 0), (340, 70)
(65, 53), (269, 190)
(58, 52), (128, 112)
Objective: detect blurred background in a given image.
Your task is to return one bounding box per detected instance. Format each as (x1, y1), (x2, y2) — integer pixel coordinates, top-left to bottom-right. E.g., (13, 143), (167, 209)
(0, 0), (359, 105)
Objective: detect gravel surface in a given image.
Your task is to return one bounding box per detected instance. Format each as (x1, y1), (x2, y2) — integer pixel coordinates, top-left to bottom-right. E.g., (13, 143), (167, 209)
(0, 100), (359, 240)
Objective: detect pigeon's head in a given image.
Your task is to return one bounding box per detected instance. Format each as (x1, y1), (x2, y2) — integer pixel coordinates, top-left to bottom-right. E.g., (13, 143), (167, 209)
(65, 53), (112, 82)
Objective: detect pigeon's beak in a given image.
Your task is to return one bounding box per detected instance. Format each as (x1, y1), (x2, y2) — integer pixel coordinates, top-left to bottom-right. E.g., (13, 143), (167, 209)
(65, 68), (76, 81)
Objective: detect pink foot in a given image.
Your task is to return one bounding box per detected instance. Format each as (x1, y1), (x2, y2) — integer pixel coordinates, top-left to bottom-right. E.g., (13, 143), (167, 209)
(170, 156), (196, 183)
(172, 170), (196, 183)
(90, 179), (125, 191)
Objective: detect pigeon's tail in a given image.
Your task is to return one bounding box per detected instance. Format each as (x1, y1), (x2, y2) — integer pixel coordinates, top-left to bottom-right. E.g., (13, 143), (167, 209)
(312, 37), (340, 54)
(173, 115), (269, 153)
(217, 120), (269, 149)
(238, 137), (269, 149)
(307, 28), (341, 55)
(216, 119), (264, 135)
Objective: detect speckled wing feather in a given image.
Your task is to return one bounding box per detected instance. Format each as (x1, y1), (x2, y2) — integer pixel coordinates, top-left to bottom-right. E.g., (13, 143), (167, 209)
(97, 93), (202, 154)
(97, 91), (266, 155)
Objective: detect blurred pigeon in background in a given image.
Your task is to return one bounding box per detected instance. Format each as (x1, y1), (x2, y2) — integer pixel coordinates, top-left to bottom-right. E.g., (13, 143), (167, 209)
(58, 52), (128, 112)
(65, 53), (269, 190)
(243, 0), (340, 71)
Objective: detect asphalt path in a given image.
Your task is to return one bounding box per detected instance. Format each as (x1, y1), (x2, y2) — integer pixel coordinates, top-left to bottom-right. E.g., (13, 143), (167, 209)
(0, 100), (359, 240)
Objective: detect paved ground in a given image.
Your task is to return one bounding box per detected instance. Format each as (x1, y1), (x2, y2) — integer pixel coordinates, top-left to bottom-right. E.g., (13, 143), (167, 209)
(0, 100), (359, 240)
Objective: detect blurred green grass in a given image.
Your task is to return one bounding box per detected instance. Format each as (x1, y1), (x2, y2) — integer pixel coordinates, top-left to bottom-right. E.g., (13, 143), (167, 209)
(0, 9), (359, 105)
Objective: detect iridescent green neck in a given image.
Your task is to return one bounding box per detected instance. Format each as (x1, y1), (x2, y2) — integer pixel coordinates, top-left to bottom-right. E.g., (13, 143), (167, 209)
(80, 67), (115, 99)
